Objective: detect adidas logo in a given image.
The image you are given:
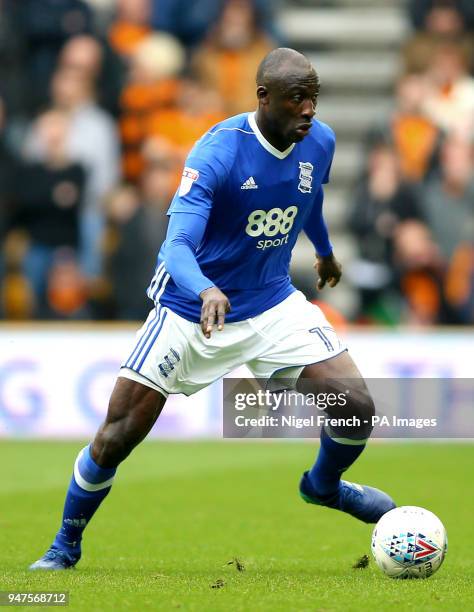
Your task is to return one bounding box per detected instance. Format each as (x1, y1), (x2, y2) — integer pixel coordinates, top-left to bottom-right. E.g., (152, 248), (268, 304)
(241, 176), (258, 189)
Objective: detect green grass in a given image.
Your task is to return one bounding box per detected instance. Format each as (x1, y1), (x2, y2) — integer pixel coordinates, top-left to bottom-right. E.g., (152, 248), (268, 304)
(0, 441), (473, 611)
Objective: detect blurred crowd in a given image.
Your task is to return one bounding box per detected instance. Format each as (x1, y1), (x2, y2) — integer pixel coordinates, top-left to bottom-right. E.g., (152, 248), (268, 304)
(0, 0), (472, 326)
(348, 0), (474, 326)
(0, 0), (279, 320)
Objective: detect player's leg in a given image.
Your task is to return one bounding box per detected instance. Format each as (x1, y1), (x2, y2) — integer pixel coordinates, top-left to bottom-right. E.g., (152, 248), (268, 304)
(299, 351), (371, 496)
(246, 291), (394, 523)
(298, 351), (395, 523)
(30, 378), (166, 570)
(91, 377), (166, 466)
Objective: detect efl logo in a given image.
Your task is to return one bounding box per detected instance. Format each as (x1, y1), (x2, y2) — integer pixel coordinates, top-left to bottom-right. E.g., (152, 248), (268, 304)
(179, 167), (199, 196)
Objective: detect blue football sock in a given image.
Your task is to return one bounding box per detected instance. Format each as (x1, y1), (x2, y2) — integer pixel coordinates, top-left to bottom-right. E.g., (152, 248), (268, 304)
(52, 445), (116, 556)
(307, 427), (366, 497)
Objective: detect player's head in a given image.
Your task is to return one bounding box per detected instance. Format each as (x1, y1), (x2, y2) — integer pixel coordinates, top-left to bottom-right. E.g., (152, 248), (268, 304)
(256, 48), (319, 146)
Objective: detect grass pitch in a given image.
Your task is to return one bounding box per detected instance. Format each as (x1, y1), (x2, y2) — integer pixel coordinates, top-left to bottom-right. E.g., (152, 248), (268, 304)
(0, 441), (473, 611)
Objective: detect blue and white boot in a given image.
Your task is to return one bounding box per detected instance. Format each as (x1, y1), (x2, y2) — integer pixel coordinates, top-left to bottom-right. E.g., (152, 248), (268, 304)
(29, 547), (80, 570)
(299, 471), (396, 524)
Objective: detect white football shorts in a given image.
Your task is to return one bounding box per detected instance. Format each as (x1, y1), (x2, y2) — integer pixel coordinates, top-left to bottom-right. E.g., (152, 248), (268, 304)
(119, 290), (346, 397)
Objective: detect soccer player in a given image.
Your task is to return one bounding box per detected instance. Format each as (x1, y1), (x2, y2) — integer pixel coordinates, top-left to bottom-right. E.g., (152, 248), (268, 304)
(30, 48), (395, 570)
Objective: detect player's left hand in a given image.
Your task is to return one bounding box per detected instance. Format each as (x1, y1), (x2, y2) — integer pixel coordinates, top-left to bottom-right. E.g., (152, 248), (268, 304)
(314, 252), (342, 290)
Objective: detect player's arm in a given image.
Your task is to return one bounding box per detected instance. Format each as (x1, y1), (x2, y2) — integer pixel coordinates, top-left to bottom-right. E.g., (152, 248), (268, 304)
(164, 212), (213, 296)
(303, 186), (342, 289)
(164, 212), (231, 339)
(165, 138), (234, 336)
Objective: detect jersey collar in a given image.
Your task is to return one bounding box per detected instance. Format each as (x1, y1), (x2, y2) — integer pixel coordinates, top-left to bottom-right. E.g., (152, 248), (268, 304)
(248, 112), (295, 160)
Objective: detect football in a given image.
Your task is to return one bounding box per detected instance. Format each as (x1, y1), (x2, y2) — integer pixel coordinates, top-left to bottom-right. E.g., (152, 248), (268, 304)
(371, 506), (448, 579)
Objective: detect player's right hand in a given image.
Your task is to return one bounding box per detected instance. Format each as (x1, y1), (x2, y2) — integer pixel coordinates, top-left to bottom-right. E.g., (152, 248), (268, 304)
(199, 287), (231, 338)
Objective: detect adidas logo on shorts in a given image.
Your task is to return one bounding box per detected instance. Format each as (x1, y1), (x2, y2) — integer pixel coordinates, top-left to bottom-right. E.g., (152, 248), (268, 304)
(241, 176), (258, 189)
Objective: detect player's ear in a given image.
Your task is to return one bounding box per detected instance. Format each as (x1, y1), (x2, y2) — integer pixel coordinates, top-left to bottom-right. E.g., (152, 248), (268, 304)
(256, 85), (269, 105)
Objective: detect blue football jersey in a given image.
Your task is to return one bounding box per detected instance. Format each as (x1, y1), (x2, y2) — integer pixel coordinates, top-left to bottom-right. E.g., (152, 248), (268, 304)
(147, 112), (335, 322)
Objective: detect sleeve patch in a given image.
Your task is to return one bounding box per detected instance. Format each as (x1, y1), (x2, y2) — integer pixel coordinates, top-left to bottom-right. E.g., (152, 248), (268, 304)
(179, 167), (200, 196)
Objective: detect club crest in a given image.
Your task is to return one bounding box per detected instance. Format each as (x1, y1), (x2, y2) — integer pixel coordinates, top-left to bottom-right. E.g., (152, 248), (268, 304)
(159, 348), (181, 378)
(298, 161), (313, 194)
